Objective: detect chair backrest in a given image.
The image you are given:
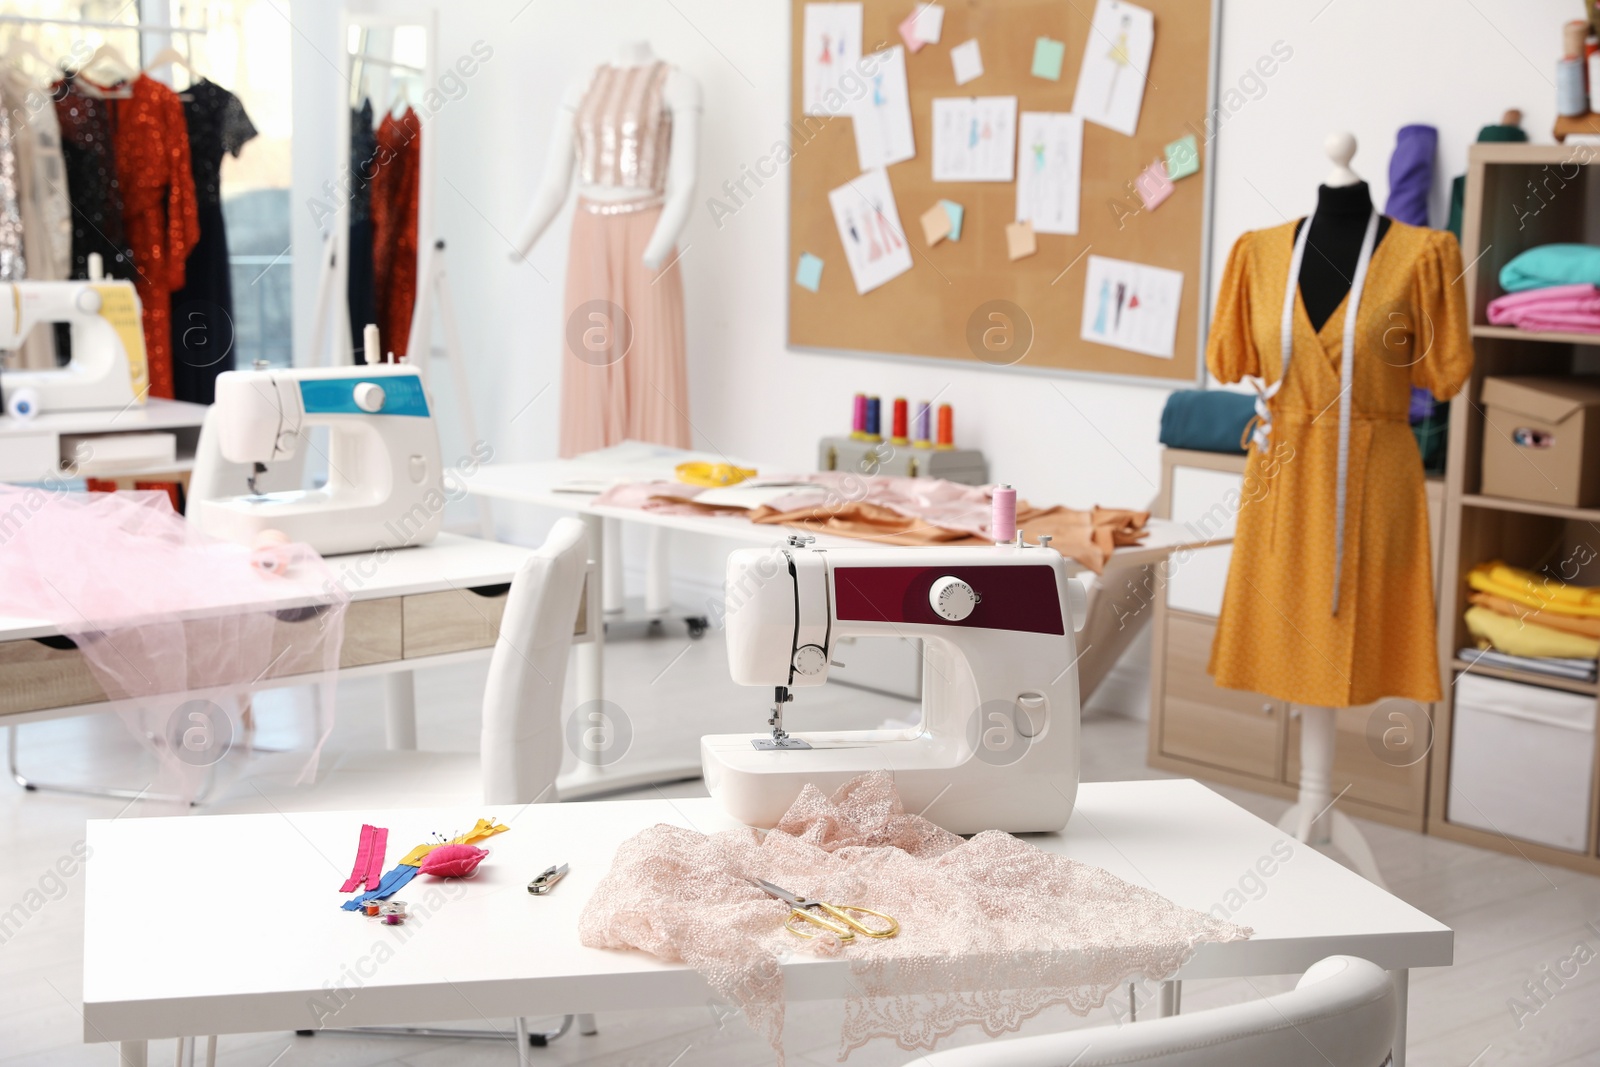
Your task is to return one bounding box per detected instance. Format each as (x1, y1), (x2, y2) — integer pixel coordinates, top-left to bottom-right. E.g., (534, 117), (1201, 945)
(479, 517), (590, 805)
(916, 956), (1396, 1067)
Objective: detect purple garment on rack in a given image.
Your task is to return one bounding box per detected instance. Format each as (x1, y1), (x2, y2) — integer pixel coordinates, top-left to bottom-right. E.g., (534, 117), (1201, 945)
(1386, 124), (1439, 424)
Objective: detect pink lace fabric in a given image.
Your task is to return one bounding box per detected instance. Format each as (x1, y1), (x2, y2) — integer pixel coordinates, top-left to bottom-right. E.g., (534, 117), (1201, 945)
(580, 772), (1251, 1061)
(593, 472), (999, 536)
(0, 485), (348, 802)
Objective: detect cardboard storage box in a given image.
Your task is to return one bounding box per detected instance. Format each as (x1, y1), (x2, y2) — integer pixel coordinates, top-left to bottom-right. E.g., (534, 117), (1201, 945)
(1480, 376), (1600, 507)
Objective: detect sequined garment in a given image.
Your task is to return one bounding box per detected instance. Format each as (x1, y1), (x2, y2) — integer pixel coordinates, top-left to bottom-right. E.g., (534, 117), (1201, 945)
(170, 79), (257, 404)
(371, 107), (419, 359)
(579, 772), (1251, 1061)
(3, 67), (72, 281)
(0, 103), (26, 281)
(52, 75), (138, 283)
(573, 62), (672, 193)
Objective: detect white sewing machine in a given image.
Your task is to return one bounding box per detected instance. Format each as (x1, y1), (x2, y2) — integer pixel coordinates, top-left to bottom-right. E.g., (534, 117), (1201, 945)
(190, 364), (444, 556)
(0, 279), (147, 415)
(701, 536), (1086, 834)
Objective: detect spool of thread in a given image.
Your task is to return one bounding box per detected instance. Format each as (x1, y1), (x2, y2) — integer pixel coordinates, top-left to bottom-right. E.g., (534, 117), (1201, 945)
(992, 484), (1017, 543)
(890, 398), (908, 444)
(1565, 19), (1589, 59)
(865, 396), (882, 441)
(362, 323), (381, 365)
(1559, 57), (1588, 117)
(936, 404), (954, 450)
(250, 528), (293, 575)
(363, 901), (383, 917)
(851, 393), (867, 439)
(913, 401), (931, 447)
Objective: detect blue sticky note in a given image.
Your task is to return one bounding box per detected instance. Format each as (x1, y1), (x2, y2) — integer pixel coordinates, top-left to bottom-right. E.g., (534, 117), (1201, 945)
(1031, 37), (1065, 81)
(940, 200), (964, 242)
(795, 252), (824, 292)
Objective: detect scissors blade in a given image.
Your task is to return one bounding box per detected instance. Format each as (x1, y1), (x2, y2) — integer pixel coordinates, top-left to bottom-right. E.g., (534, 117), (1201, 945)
(752, 878), (807, 909)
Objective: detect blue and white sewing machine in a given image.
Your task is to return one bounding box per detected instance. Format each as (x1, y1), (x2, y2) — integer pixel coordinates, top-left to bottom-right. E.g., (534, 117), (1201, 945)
(191, 364), (444, 555)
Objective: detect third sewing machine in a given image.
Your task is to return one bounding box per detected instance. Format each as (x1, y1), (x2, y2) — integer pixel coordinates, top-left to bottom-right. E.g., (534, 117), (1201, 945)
(702, 535), (1087, 835)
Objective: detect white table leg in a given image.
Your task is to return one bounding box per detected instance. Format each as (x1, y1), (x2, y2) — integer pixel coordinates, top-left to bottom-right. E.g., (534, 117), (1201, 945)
(1389, 968), (1408, 1066)
(645, 526), (671, 617)
(119, 1040), (147, 1067)
(602, 517), (625, 614)
(575, 514), (605, 720)
(384, 671), (417, 751)
(203, 1036), (216, 1067)
(515, 1016), (531, 1067)
(1157, 980), (1181, 1017)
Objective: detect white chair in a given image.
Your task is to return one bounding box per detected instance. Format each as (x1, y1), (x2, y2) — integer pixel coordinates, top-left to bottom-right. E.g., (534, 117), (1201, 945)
(916, 957), (1397, 1067)
(209, 518), (595, 1058)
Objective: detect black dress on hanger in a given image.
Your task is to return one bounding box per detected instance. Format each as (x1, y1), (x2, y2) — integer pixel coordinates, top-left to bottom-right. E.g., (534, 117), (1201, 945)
(170, 78), (257, 405)
(52, 74), (137, 281)
(348, 97), (379, 361)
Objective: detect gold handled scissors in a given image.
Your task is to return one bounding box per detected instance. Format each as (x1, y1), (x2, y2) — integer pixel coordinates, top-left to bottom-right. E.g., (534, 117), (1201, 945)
(751, 879), (900, 941)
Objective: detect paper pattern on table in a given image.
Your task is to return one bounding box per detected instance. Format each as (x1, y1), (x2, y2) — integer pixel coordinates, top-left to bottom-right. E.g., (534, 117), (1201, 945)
(931, 96), (1017, 182)
(802, 3), (864, 116)
(950, 38), (983, 85)
(829, 168), (914, 294)
(851, 45), (916, 170)
(1014, 112), (1083, 235)
(1080, 254), (1183, 359)
(1071, 0), (1154, 136)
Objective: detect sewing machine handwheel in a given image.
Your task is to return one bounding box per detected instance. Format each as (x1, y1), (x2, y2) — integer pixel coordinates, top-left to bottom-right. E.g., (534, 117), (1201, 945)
(686, 616), (709, 639)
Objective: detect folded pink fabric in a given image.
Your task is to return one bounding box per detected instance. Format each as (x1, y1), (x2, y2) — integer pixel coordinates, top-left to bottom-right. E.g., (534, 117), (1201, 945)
(1488, 283), (1600, 333)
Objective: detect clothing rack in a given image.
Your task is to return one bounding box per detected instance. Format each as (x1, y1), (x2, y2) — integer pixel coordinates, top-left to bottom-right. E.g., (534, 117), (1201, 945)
(0, 14), (208, 35)
(351, 54), (424, 73)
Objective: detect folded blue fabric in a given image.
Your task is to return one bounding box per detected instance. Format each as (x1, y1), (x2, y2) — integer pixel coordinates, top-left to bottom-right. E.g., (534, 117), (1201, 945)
(1499, 244), (1600, 293)
(1159, 389), (1256, 455)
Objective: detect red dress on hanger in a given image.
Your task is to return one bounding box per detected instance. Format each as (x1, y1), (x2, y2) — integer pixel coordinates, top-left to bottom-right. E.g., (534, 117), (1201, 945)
(99, 75), (199, 400)
(372, 107), (420, 360)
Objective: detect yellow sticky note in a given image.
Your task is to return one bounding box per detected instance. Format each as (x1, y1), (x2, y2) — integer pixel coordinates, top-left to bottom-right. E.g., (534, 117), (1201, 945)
(921, 203), (953, 245)
(1006, 221), (1037, 261)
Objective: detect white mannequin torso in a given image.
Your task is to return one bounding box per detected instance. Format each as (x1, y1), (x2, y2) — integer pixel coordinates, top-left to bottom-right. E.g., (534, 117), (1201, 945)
(511, 40), (700, 270)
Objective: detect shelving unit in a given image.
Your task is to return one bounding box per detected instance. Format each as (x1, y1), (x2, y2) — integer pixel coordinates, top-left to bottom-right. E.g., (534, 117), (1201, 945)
(1430, 142), (1600, 874)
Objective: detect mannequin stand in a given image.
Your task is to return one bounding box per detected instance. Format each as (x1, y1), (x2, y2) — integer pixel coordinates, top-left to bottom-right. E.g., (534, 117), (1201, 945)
(1276, 706), (1388, 889)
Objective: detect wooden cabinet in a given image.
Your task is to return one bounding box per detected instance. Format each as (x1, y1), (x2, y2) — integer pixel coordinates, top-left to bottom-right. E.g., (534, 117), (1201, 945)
(401, 584), (512, 659)
(1158, 612), (1284, 781)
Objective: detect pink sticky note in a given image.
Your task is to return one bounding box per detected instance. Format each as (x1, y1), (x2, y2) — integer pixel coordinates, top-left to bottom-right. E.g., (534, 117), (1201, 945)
(1135, 160), (1174, 211)
(898, 12), (928, 52)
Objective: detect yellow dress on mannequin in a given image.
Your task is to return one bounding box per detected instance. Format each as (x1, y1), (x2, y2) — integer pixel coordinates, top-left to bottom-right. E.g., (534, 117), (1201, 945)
(1205, 218), (1473, 707)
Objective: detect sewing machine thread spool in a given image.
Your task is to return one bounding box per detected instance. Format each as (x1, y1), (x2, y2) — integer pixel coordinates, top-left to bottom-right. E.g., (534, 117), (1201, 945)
(850, 393), (867, 440)
(363, 900), (383, 916)
(992, 484), (1017, 543)
(864, 396), (882, 441)
(913, 400), (932, 448)
(936, 404), (954, 449)
(362, 323), (381, 365)
(890, 397), (909, 444)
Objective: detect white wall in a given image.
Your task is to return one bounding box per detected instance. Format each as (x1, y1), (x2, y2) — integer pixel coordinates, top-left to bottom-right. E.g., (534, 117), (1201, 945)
(295, 0), (1575, 587)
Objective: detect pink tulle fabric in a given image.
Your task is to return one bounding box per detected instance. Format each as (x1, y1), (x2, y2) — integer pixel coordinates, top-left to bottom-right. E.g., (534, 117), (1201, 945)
(579, 772), (1251, 1061)
(0, 485), (348, 802)
(593, 472), (1000, 535)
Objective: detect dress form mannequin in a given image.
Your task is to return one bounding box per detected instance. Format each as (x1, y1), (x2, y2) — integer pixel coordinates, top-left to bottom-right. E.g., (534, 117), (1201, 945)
(511, 40), (700, 270)
(1276, 132), (1391, 888)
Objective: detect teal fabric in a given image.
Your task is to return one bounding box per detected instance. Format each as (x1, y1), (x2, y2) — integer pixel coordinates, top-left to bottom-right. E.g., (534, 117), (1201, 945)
(1499, 244), (1600, 293)
(1159, 390), (1256, 455)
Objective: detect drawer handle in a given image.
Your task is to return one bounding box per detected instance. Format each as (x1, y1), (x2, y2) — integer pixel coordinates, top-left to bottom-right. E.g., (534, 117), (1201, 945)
(1261, 703), (1274, 716)
(32, 635), (78, 651)
(466, 583), (511, 599)
(273, 605), (328, 624)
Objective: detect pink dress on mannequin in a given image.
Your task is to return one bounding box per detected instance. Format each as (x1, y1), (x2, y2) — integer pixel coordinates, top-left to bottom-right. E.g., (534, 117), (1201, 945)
(559, 61), (691, 458)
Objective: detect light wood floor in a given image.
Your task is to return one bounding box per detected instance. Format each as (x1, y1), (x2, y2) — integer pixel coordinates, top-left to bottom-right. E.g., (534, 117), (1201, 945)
(2, 627), (1597, 1067)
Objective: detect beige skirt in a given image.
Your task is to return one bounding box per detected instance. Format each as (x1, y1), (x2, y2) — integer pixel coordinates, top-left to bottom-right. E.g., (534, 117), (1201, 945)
(558, 197), (690, 458)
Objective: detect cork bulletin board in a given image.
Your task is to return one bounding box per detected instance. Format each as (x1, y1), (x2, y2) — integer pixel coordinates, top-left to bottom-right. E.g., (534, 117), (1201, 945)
(787, 0), (1218, 384)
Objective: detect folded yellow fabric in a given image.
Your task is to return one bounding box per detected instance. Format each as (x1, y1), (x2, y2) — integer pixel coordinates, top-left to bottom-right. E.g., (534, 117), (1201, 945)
(1469, 592), (1600, 638)
(1465, 605), (1600, 659)
(1467, 561), (1600, 618)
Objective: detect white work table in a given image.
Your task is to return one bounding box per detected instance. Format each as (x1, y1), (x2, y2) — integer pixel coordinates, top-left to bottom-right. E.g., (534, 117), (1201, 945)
(83, 779), (1449, 1064)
